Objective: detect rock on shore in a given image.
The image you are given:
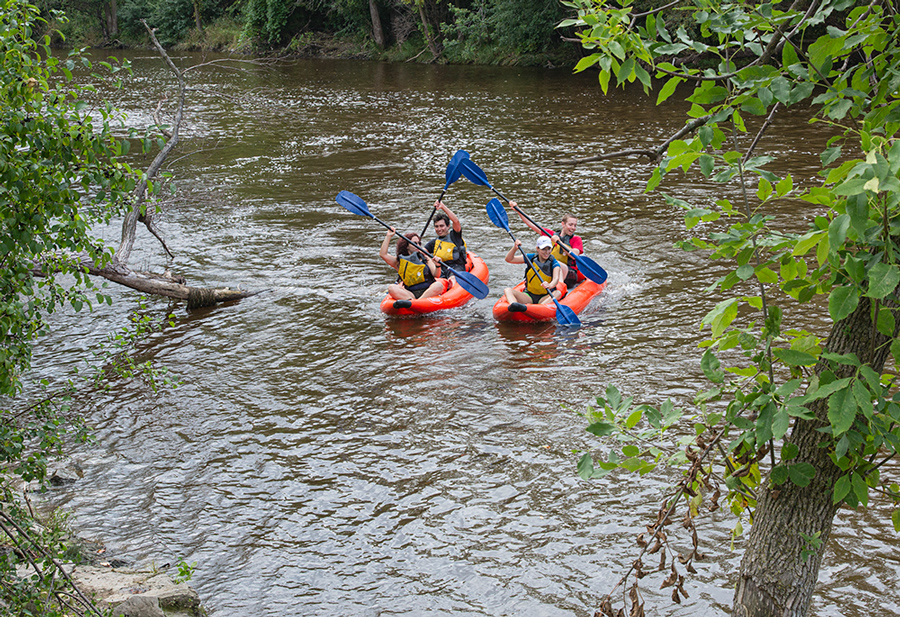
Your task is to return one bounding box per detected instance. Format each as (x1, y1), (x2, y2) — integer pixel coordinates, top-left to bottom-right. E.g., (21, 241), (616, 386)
(67, 564), (203, 617)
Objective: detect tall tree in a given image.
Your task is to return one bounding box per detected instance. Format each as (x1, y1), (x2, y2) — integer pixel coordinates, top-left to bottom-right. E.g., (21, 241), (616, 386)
(562, 1), (900, 615)
(369, 0), (385, 47)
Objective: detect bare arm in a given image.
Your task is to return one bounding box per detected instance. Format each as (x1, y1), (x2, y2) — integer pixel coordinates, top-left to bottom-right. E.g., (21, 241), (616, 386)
(510, 201), (542, 236)
(380, 229), (399, 269)
(436, 201), (462, 233)
(505, 240), (524, 264)
(548, 264), (562, 288)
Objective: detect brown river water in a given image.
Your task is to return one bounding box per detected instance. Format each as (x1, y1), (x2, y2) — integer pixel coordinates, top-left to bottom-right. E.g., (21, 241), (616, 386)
(30, 52), (899, 615)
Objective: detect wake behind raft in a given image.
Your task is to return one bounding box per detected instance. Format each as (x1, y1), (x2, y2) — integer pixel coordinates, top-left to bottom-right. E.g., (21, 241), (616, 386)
(380, 253), (489, 317)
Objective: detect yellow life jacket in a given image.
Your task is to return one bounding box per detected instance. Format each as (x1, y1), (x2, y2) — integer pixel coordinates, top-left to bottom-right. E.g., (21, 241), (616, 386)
(525, 255), (556, 296)
(432, 237), (464, 263)
(550, 232), (575, 265)
(398, 255), (431, 289)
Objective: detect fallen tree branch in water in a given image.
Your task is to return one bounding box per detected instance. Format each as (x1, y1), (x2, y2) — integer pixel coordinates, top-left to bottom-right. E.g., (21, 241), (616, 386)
(555, 115), (712, 166)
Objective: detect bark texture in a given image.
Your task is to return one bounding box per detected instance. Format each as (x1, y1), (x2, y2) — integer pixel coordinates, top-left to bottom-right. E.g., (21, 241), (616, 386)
(369, 0), (385, 48)
(733, 295), (895, 617)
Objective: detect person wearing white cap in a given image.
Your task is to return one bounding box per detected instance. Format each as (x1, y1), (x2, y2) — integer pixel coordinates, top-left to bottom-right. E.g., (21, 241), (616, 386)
(502, 235), (563, 306)
(510, 201), (583, 287)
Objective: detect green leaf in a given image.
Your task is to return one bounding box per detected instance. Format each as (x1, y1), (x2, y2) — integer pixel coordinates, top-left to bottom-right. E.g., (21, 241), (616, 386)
(793, 231), (827, 256)
(892, 509), (900, 532)
(586, 422), (615, 437)
(757, 177), (773, 200)
(690, 85), (729, 105)
(701, 349), (725, 383)
(828, 286), (859, 322)
(828, 214), (850, 252)
(703, 298), (739, 338)
(867, 262), (900, 299)
(657, 76), (683, 105)
(788, 462), (816, 487)
(577, 453), (595, 480)
(772, 348), (817, 366)
(821, 146), (842, 166)
(782, 442), (799, 461)
(771, 464), (789, 485)
(833, 474), (852, 504)
(755, 267), (778, 284)
(625, 409), (643, 429)
(851, 473), (869, 507)
(827, 385), (858, 436)
(776, 174), (793, 197)
(772, 408), (790, 440)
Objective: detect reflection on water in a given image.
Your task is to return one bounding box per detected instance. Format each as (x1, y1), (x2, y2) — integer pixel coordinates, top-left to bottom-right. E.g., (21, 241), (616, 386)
(28, 52), (899, 616)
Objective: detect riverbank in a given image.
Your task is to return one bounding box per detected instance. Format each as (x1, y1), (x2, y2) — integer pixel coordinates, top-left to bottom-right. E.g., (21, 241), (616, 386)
(51, 15), (581, 68)
(22, 460), (205, 617)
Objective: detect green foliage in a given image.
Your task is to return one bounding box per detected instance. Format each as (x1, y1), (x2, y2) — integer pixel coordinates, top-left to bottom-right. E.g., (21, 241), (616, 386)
(0, 4), (178, 614)
(172, 558), (197, 584)
(441, 0), (570, 63)
(118, 0), (198, 45)
(565, 0), (900, 605)
(1, 1), (136, 398)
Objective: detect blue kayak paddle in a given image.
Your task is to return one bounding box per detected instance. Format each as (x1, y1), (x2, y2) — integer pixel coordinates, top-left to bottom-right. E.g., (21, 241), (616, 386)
(335, 190), (489, 300)
(460, 158), (608, 286)
(486, 198), (580, 327)
(420, 149), (470, 237)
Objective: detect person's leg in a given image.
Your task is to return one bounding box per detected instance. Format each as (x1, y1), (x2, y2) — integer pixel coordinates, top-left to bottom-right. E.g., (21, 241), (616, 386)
(419, 280), (447, 299)
(388, 283), (415, 300)
(510, 289), (534, 304)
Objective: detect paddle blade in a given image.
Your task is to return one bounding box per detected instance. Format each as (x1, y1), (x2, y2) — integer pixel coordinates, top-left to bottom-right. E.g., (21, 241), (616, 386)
(571, 254), (608, 285)
(553, 299), (581, 327)
(335, 190), (372, 218)
(450, 268), (490, 299)
(459, 158), (492, 187)
(485, 198), (510, 231)
(444, 150), (470, 188)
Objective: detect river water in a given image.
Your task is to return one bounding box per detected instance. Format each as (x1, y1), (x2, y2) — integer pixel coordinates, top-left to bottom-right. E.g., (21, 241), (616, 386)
(32, 52), (899, 616)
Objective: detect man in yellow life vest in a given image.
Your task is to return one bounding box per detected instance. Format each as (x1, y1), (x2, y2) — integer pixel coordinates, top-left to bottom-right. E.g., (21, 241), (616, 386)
(379, 228), (450, 300)
(502, 236), (563, 306)
(424, 201), (467, 277)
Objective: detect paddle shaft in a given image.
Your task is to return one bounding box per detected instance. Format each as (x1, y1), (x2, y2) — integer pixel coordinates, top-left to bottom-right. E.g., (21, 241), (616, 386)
(370, 213), (445, 266)
(511, 203), (579, 257)
(419, 188), (448, 238)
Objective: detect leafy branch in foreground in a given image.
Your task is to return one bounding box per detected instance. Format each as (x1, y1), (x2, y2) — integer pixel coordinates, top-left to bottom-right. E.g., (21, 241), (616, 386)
(561, 0), (900, 615)
(0, 3), (179, 615)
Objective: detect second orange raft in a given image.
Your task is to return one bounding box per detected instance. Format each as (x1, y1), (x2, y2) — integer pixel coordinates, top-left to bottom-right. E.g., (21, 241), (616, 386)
(492, 278), (605, 322)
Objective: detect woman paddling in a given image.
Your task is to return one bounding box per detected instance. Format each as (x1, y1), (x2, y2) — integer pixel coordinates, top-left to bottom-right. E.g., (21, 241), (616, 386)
(511, 201), (583, 287)
(379, 228), (449, 300)
(502, 235), (563, 306)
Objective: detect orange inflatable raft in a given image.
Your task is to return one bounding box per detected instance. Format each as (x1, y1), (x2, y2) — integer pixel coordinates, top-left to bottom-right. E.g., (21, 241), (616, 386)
(492, 278), (605, 322)
(380, 253), (490, 317)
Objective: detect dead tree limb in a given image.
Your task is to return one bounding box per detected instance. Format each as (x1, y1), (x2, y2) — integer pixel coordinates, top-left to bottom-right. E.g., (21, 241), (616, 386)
(88, 20), (262, 308)
(555, 114), (712, 166)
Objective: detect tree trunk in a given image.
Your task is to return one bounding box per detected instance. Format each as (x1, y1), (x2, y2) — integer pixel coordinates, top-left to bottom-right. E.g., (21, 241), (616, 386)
(417, 1), (440, 60)
(733, 295), (895, 616)
(369, 0), (384, 48)
(193, 0), (203, 31)
(105, 0), (118, 38)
